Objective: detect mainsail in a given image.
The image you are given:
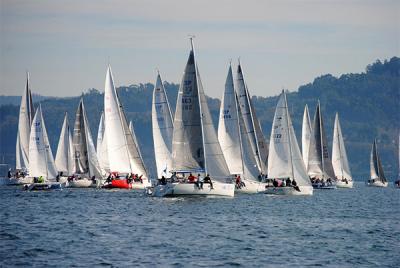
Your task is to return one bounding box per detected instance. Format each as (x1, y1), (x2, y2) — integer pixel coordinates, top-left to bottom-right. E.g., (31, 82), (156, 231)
(55, 113), (74, 175)
(16, 72), (35, 170)
(152, 72), (174, 178)
(307, 101), (335, 179)
(28, 105), (58, 179)
(268, 91), (311, 187)
(218, 65), (243, 175)
(96, 112), (110, 174)
(370, 139), (386, 182)
(302, 104), (312, 169)
(72, 99), (102, 178)
(172, 40), (230, 180)
(332, 113), (352, 181)
(235, 63), (268, 174)
(104, 65), (148, 177)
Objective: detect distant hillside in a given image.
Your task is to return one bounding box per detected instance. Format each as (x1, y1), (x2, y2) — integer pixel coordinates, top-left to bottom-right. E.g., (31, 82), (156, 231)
(0, 94), (50, 106)
(0, 57), (399, 179)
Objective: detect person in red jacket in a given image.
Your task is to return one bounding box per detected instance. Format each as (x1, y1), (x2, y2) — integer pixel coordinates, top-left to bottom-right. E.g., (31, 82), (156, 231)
(188, 173), (196, 183)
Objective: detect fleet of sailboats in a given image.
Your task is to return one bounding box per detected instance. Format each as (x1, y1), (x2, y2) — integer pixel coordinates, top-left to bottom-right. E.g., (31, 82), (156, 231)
(5, 41), (397, 193)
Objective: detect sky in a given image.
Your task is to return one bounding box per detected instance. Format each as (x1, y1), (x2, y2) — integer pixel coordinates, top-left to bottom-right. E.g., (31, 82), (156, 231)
(0, 0), (399, 98)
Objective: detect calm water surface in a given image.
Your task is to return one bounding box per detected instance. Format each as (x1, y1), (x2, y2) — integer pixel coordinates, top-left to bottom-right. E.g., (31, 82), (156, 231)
(1, 182), (399, 267)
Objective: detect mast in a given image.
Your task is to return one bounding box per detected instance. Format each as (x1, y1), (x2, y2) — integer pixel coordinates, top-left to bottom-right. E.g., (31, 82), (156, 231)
(41, 105), (49, 180)
(336, 114), (344, 179)
(235, 94), (245, 176)
(284, 91), (295, 181)
(318, 101), (325, 179)
(374, 139), (381, 180)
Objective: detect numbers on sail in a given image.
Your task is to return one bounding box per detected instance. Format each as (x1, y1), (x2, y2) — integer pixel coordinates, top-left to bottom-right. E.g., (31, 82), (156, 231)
(182, 97), (192, 110)
(274, 133), (282, 143)
(183, 80), (192, 94)
(222, 109), (231, 119)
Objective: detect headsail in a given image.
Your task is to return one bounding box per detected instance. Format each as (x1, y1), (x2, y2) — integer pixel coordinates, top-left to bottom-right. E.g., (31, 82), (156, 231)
(28, 105), (57, 179)
(307, 101), (335, 179)
(301, 104), (312, 169)
(16, 72), (35, 170)
(55, 113), (74, 175)
(370, 139), (386, 182)
(332, 113), (352, 181)
(72, 99), (102, 178)
(96, 112), (110, 174)
(218, 65), (243, 175)
(152, 72), (174, 178)
(268, 91), (311, 187)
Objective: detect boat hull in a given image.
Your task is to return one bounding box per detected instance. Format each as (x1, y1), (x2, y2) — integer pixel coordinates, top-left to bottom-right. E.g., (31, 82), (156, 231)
(25, 182), (63, 191)
(366, 181), (388, 187)
(336, 180), (353, 188)
(312, 182), (336, 189)
(152, 181), (235, 197)
(68, 178), (96, 188)
(235, 179), (266, 193)
(104, 179), (151, 190)
(0, 176), (33, 185)
(263, 185), (313, 196)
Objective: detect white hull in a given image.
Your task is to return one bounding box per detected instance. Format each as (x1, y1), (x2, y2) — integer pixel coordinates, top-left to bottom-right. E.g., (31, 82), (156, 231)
(367, 181), (388, 187)
(68, 178), (95, 188)
(0, 176), (33, 185)
(263, 185), (313, 196)
(235, 179), (266, 193)
(336, 180), (353, 188)
(152, 181), (235, 197)
(132, 180), (152, 190)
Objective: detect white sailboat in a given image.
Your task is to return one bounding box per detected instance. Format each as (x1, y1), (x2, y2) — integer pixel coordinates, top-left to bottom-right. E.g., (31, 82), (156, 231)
(26, 105), (62, 190)
(218, 64), (265, 193)
(264, 91), (313, 195)
(8, 73), (35, 185)
(152, 72), (174, 179)
(302, 104), (312, 169)
(332, 113), (353, 188)
(103, 65), (150, 189)
(152, 39), (235, 197)
(55, 112), (74, 177)
(235, 62), (268, 176)
(69, 99), (103, 188)
(307, 101), (336, 189)
(96, 112), (110, 175)
(367, 139), (388, 187)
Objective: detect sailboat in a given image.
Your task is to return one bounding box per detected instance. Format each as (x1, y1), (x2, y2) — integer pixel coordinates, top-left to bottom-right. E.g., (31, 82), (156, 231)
(395, 134), (400, 188)
(55, 112), (74, 180)
(218, 64), (265, 193)
(332, 113), (353, 188)
(152, 39), (235, 197)
(307, 101), (336, 189)
(68, 99), (103, 188)
(25, 105), (62, 191)
(152, 72), (174, 179)
(264, 91), (313, 195)
(9, 73), (35, 185)
(103, 65), (151, 189)
(235, 62), (268, 177)
(96, 112), (110, 175)
(302, 104), (312, 169)
(367, 139), (388, 187)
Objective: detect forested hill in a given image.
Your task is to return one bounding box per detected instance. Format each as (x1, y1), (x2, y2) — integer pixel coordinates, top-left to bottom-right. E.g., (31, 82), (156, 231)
(0, 57), (399, 179)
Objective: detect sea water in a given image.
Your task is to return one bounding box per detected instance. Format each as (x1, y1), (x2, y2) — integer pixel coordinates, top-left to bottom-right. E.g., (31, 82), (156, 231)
(1, 182), (399, 267)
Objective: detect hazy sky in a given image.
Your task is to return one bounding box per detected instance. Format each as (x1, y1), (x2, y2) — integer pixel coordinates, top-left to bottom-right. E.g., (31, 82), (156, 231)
(0, 0), (398, 98)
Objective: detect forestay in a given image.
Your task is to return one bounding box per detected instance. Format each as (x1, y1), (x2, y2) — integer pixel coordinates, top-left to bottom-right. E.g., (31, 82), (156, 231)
(16, 72), (35, 170)
(332, 113), (352, 180)
(302, 104), (312, 169)
(55, 113), (74, 175)
(268, 91), (310, 186)
(307, 102), (335, 179)
(28, 105), (58, 179)
(152, 73), (174, 178)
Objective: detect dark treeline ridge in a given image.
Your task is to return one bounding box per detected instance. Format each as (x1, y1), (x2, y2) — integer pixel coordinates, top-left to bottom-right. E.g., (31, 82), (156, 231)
(0, 57), (399, 179)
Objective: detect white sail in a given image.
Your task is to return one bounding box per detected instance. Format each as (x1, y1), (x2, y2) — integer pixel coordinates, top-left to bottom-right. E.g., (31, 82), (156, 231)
(218, 65), (243, 175)
(28, 105), (58, 180)
(172, 41), (230, 180)
(332, 113), (352, 181)
(152, 72), (174, 178)
(370, 139), (386, 182)
(235, 63), (267, 174)
(16, 72), (35, 170)
(55, 113), (74, 175)
(72, 99), (102, 178)
(302, 104), (312, 169)
(307, 101), (335, 179)
(96, 112), (110, 174)
(104, 66), (148, 177)
(129, 120), (143, 164)
(268, 91), (311, 187)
